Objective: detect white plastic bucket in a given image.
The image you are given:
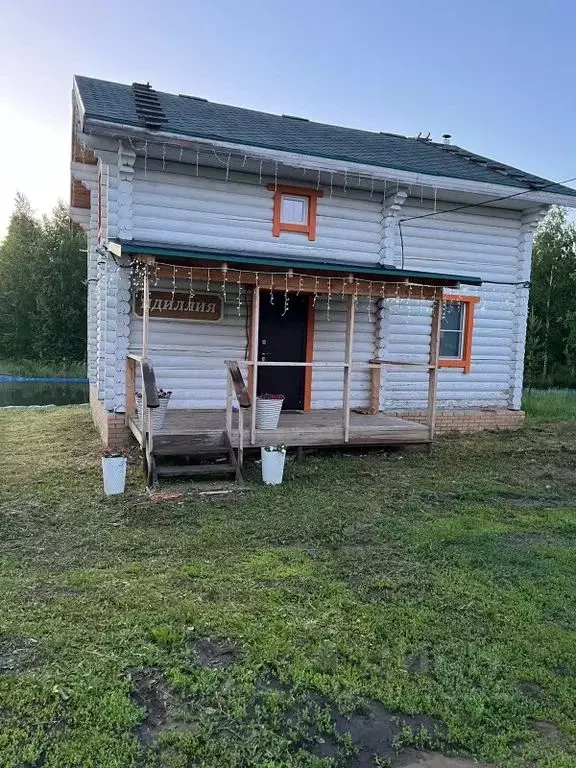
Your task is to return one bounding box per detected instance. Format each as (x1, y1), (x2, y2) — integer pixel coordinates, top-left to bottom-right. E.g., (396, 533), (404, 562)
(261, 447), (286, 485)
(102, 456), (127, 495)
(136, 395), (170, 431)
(256, 398), (284, 430)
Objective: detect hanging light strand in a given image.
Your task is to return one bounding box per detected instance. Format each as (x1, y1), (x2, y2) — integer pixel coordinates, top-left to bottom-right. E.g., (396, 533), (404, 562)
(221, 264), (228, 304)
(188, 267), (195, 309)
(282, 272), (290, 316)
(135, 259), (437, 310)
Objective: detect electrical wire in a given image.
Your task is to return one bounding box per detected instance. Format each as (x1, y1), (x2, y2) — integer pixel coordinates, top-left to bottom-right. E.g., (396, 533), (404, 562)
(398, 173), (576, 270)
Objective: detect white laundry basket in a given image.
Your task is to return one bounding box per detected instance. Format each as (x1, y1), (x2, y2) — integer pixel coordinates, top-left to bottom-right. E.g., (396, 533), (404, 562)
(102, 456), (127, 495)
(256, 397), (284, 430)
(261, 446), (287, 485)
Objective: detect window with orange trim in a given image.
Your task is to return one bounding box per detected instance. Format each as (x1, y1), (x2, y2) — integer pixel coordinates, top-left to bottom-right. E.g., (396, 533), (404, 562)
(267, 184), (323, 240)
(438, 295), (480, 374)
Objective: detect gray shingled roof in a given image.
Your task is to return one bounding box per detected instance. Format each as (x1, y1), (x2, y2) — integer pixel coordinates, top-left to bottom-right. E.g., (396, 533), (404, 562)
(75, 75), (576, 197)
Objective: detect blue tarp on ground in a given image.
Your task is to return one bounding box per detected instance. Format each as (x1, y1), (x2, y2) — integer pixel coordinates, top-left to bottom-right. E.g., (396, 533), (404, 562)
(0, 375), (89, 384)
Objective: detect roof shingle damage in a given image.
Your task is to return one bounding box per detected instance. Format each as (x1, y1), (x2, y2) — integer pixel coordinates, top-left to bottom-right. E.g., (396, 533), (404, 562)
(74, 75), (576, 197)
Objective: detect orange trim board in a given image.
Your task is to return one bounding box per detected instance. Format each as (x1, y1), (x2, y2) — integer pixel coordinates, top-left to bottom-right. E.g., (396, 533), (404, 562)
(267, 183), (324, 241)
(439, 295), (480, 375)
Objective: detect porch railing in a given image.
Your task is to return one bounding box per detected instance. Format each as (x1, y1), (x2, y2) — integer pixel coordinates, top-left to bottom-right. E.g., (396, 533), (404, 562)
(241, 358), (436, 444)
(126, 353), (159, 480)
(125, 350), (438, 457)
(225, 361), (251, 468)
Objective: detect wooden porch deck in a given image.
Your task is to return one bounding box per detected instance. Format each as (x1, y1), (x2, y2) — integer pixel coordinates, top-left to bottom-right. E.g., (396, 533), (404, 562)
(131, 408), (429, 450)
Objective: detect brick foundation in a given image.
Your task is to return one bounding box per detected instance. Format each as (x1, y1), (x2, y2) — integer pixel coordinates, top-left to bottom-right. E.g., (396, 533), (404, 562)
(385, 408), (525, 435)
(90, 385), (130, 448)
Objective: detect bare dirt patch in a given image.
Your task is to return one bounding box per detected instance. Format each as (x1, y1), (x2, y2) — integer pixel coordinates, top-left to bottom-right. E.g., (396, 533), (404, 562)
(128, 666), (191, 746)
(26, 586), (82, 601)
(188, 637), (235, 668)
(312, 700), (446, 767)
(518, 681), (542, 699)
(129, 667), (170, 745)
(532, 721), (563, 741)
(394, 751), (496, 768)
(0, 636), (38, 673)
(406, 650), (433, 677)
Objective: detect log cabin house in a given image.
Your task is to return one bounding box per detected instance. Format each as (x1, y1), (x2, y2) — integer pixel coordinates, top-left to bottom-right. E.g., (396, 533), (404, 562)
(69, 76), (576, 482)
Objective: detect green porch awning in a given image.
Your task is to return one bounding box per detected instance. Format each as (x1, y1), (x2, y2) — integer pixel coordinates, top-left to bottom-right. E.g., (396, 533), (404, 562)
(108, 239), (482, 288)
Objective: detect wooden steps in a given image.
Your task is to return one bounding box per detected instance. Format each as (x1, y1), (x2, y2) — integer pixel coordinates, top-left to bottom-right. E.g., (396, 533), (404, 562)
(156, 463), (236, 478)
(153, 433), (232, 456)
(146, 430), (243, 488)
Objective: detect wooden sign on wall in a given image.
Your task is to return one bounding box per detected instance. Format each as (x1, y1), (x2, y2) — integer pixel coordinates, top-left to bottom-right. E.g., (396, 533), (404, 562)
(135, 291), (223, 321)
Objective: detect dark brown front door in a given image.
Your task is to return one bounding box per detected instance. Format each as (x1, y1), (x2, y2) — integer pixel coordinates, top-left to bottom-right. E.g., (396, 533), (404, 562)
(257, 291), (309, 410)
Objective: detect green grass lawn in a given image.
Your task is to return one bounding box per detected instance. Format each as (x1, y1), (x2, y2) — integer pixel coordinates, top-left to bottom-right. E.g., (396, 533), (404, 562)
(1, 406), (575, 767)
(523, 389), (576, 421)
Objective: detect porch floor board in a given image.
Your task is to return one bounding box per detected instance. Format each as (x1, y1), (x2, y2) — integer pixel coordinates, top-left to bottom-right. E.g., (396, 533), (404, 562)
(140, 408), (429, 449)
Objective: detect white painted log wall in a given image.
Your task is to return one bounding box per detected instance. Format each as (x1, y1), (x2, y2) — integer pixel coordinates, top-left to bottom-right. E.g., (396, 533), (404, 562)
(132, 165), (383, 265)
(128, 285), (374, 410)
(311, 296), (373, 409)
(129, 282), (248, 408)
(90, 158), (537, 414)
(379, 197), (525, 410)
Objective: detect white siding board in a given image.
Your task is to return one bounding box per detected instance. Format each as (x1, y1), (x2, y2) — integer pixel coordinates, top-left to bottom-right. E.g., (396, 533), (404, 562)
(311, 296), (373, 409)
(132, 169), (382, 264)
(92, 158), (538, 417)
(380, 196), (525, 411)
(129, 283), (248, 409)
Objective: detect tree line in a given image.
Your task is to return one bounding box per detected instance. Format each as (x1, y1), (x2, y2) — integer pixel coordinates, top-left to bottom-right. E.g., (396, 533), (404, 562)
(0, 194), (574, 387)
(0, 194), (87, 366)
(525, 206), (576, 388)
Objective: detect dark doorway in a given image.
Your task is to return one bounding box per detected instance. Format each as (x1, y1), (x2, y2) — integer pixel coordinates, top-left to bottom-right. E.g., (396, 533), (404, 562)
(257, 291), (310, 410)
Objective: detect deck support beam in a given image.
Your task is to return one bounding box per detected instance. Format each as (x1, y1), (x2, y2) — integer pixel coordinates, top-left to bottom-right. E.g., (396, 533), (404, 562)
(427, 296), (443, 441)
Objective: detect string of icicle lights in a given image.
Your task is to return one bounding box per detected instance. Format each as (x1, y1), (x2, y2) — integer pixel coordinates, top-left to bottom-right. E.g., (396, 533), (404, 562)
(131, 259), (444, 322)
(125, 136), (441, 209)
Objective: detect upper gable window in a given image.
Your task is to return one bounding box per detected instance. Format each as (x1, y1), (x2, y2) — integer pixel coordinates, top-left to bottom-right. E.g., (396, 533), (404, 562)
(281, 194), (309, 225)
(267, 184), (323, 241)
(439, 295), (480, 374)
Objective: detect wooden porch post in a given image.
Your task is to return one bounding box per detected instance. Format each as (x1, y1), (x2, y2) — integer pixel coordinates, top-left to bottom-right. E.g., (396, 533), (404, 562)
(141, 260), (152, 452)
(249, 287), (260, 445)
(342, 294), (356, 442)
(369, 298), (382, 415)
(142, 261), (150, 361)
(141, 263), (150, 422)
(238, 407), (245, 468)
(225, 369), (233, 437)
(125, 357), (136, 426)
(427, 294), (443, 441)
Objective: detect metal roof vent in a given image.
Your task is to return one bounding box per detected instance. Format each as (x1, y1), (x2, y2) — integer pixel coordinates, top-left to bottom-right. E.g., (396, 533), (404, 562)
(442, 134), (452, 145)
(132, 82), (167, 131)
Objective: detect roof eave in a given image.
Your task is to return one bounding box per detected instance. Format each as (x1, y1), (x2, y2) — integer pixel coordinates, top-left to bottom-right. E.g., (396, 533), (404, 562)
(72, 75), (86, 126)
(83, 116), (576, 207)
(108, 240), (482, 288)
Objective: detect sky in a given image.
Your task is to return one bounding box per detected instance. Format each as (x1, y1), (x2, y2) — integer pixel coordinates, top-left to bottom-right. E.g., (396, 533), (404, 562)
(1, 0), (575, 238)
